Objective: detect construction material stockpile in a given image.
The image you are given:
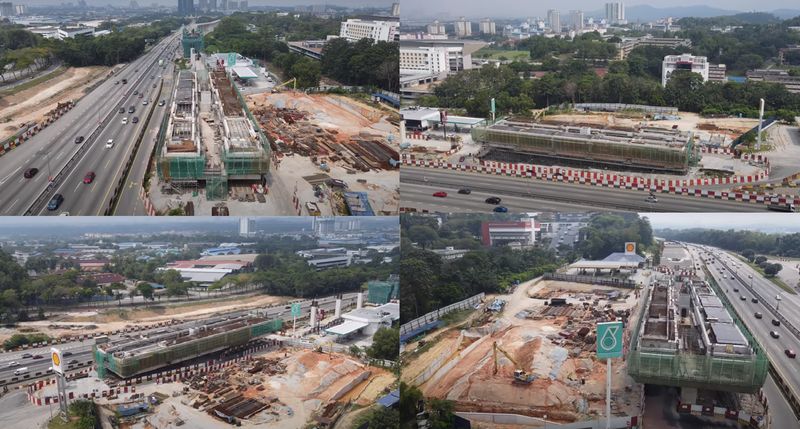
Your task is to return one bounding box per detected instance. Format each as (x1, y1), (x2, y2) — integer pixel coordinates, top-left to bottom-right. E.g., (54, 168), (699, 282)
(251, 104), (398, 172)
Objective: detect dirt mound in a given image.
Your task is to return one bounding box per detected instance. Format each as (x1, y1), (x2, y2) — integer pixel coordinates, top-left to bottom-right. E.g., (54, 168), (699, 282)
(516, 336), (542, 370)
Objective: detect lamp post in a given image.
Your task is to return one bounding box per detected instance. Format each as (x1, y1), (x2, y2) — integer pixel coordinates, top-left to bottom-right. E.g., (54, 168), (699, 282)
(543, 414), (547, 428)
(46, 151), (52, 183)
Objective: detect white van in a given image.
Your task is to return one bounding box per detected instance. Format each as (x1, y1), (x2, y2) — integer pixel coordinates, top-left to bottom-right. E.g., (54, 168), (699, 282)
(14, 367), (29, 376)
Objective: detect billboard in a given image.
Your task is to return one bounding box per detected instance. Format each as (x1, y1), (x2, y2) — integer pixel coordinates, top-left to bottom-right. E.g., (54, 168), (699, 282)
(597, 321), (623, 359)
(624, 242), (636, 255)
(51, 347), (64, 375)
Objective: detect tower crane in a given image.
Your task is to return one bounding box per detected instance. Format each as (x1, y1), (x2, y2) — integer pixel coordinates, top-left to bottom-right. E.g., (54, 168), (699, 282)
(493, 341), (536, 384)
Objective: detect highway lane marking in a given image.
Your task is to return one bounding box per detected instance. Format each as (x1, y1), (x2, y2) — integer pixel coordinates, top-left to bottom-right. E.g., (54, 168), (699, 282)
(4, 199), (17, 213)
(105, 159), (111, 169)
(73, 182), (81, 193)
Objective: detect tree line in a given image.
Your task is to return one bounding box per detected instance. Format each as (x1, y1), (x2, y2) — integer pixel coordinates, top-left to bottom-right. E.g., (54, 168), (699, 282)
(658, 228), (800, 258)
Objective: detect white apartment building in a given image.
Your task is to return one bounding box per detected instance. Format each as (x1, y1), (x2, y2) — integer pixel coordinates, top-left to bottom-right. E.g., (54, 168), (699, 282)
(454, 17), (472, 37)
(339, 19), (398, 43)
(547, 10), (561, 33)
(239, 217), (256, 238)
(662, 54), (709, 87)
(399, 40), (482, 76)
(428, 20), (446, 35)
(569, 10), (584, 30)
(605, 2), (626, 24)
(479, 18), (496, 34)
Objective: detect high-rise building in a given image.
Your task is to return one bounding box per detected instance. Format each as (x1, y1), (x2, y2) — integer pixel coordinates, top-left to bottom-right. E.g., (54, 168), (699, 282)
(14, 3), (26, 13)
(177, 0), (193, 15)
(239, 218), (256, 238)
(478, 18), (496, 34)
(0, 2), (14, 16)
(605, 3), (626, 24)
(569, 10), (584, 30)
(129, 0), (138, 8)
(311, 4), (325, 13)
(454, 17), (471, 37)
(547, 10), (561, 33)
(340, 19), (399, 43)
(227, 0), (237, 10)
(238, 0), (246, 10)
(294, 4), (307, 12)
(391, 2), (399, 16)
(428, 20), (446, 35)
(198, 0), (207, 10)
(209, 0), (216, 9)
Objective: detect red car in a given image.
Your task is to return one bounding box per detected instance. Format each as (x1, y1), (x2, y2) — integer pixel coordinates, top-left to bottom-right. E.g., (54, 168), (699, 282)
(138, 94), (144, 98)
(459, 156), (465, 162)
(84, 172), (95, 184)
(787, 349), (797, 358)
(433, 191), (447, 197)
(32, 355), (44, 360)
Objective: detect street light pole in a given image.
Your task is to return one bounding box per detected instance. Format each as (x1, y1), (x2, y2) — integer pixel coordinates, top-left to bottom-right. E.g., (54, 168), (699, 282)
(46, 151), (52, 183)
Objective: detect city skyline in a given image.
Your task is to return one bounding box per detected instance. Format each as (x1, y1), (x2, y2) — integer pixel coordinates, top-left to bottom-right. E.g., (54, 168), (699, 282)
(4, 0), (395, 8)
(401, 0), (800, 19)
(644, 213), (800, 231)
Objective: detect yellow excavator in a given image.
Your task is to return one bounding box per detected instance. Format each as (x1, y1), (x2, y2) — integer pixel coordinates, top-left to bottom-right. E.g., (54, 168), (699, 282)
(270, 77), (297, 93)
(315, 340), (334, 356)
(493, 341), (536, 384)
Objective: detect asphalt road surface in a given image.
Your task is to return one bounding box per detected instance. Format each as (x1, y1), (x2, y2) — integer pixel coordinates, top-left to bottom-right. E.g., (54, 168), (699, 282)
(0, 35), (181, 216)
(401, 168), (768, 213)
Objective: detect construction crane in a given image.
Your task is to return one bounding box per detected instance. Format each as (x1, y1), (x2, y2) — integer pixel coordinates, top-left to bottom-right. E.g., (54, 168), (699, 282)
(493, 341), (536, 384)
(314, 340), (334, 356)
(270, 77), (297, 93)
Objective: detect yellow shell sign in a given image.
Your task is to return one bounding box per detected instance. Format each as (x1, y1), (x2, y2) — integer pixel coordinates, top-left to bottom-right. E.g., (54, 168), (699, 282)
(52, 352), (60, 366)
(626, 243), (635, 252)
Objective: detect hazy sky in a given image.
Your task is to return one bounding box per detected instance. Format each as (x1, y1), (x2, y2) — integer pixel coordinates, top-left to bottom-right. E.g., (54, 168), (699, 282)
(402, 0), (797, 19)
(642, 213), (800, 230)
(21, 1), (395, 8)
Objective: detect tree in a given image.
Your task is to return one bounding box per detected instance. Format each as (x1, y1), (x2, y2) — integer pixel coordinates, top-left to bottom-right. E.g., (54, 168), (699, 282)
(399, 383), (423, 425)
(136, 282), (155, 305)
(427, 398), (457, 428)
(368, 328), (399, 360)
(290, 57), (321, 88)
(765, 263), (783, 277)
(409, 226), (438, 250)
(368, 408), (399, 428)
(128, 289), (137, 304)
(755, 255), (768, 265)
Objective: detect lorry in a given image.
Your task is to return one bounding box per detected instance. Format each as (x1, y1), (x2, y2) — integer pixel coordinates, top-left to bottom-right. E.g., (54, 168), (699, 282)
(158, 60), (163, 67)
(767, 203), (796, 212)
(14, 367), (29, 376)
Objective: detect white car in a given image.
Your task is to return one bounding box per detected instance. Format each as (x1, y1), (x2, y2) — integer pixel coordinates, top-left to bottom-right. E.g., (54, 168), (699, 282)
(646, 195), (658, 203)
(777, 295), (782, 301)
(122, 117), (128, 125)
(106, 139), (114, 148)
(7, 361), (19, 367)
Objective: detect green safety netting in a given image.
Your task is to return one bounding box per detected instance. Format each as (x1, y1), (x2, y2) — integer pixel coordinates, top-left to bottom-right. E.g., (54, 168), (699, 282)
(368, 281), (399, 304)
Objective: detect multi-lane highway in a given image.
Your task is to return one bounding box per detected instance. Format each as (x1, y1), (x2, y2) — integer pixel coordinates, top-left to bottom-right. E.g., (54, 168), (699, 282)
(0, 293), (361, 381)
(689, 245), (800, 427)
(0, 32), (183, 216)
(402, 168), (769, 213)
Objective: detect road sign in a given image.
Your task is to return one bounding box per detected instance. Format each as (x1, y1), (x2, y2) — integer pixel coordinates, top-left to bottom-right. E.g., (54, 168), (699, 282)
(51, 347), (64, 375)
(227, 52), (236, 66)
(597, 321), (623, 358)
(291, 303), (301, 317)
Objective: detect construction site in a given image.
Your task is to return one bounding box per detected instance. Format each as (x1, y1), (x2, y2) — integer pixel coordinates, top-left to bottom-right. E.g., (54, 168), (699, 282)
(405, 279), (647, 424)
(473, 115), (697, 174)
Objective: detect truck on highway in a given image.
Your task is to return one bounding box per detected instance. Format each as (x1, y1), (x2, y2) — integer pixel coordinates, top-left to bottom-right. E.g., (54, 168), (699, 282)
(14, 367), (29, 376)
(158, 60), (163, 67)
(767, 202), (796, 212)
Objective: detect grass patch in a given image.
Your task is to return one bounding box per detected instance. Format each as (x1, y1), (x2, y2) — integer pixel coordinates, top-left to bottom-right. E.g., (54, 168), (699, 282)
(47, 416), (79, 429)
(0, 66), (67, 97)
(439, 308), (473, 326)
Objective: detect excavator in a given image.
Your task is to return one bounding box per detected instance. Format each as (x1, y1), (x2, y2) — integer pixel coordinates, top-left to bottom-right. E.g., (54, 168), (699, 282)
(270, 77), (297, 93)
(493, 341), (536, 385)
(314, 340), (334, 356)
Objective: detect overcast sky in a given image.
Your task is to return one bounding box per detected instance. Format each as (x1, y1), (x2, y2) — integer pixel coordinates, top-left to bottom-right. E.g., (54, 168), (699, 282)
(642, 213), (800, 231)
(402, 0), (797, 19)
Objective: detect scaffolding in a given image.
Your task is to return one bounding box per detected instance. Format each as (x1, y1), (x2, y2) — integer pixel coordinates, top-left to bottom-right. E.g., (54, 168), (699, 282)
(368, 280), (399, 304)
(95, 319), (283, 379)
(206, 176), (228, 200)
(628, 278), (768, 393)
(473, 125), (694, 172)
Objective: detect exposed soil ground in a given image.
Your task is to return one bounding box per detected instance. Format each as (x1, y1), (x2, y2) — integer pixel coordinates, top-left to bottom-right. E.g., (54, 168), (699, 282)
(0, 66), (110, 140)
